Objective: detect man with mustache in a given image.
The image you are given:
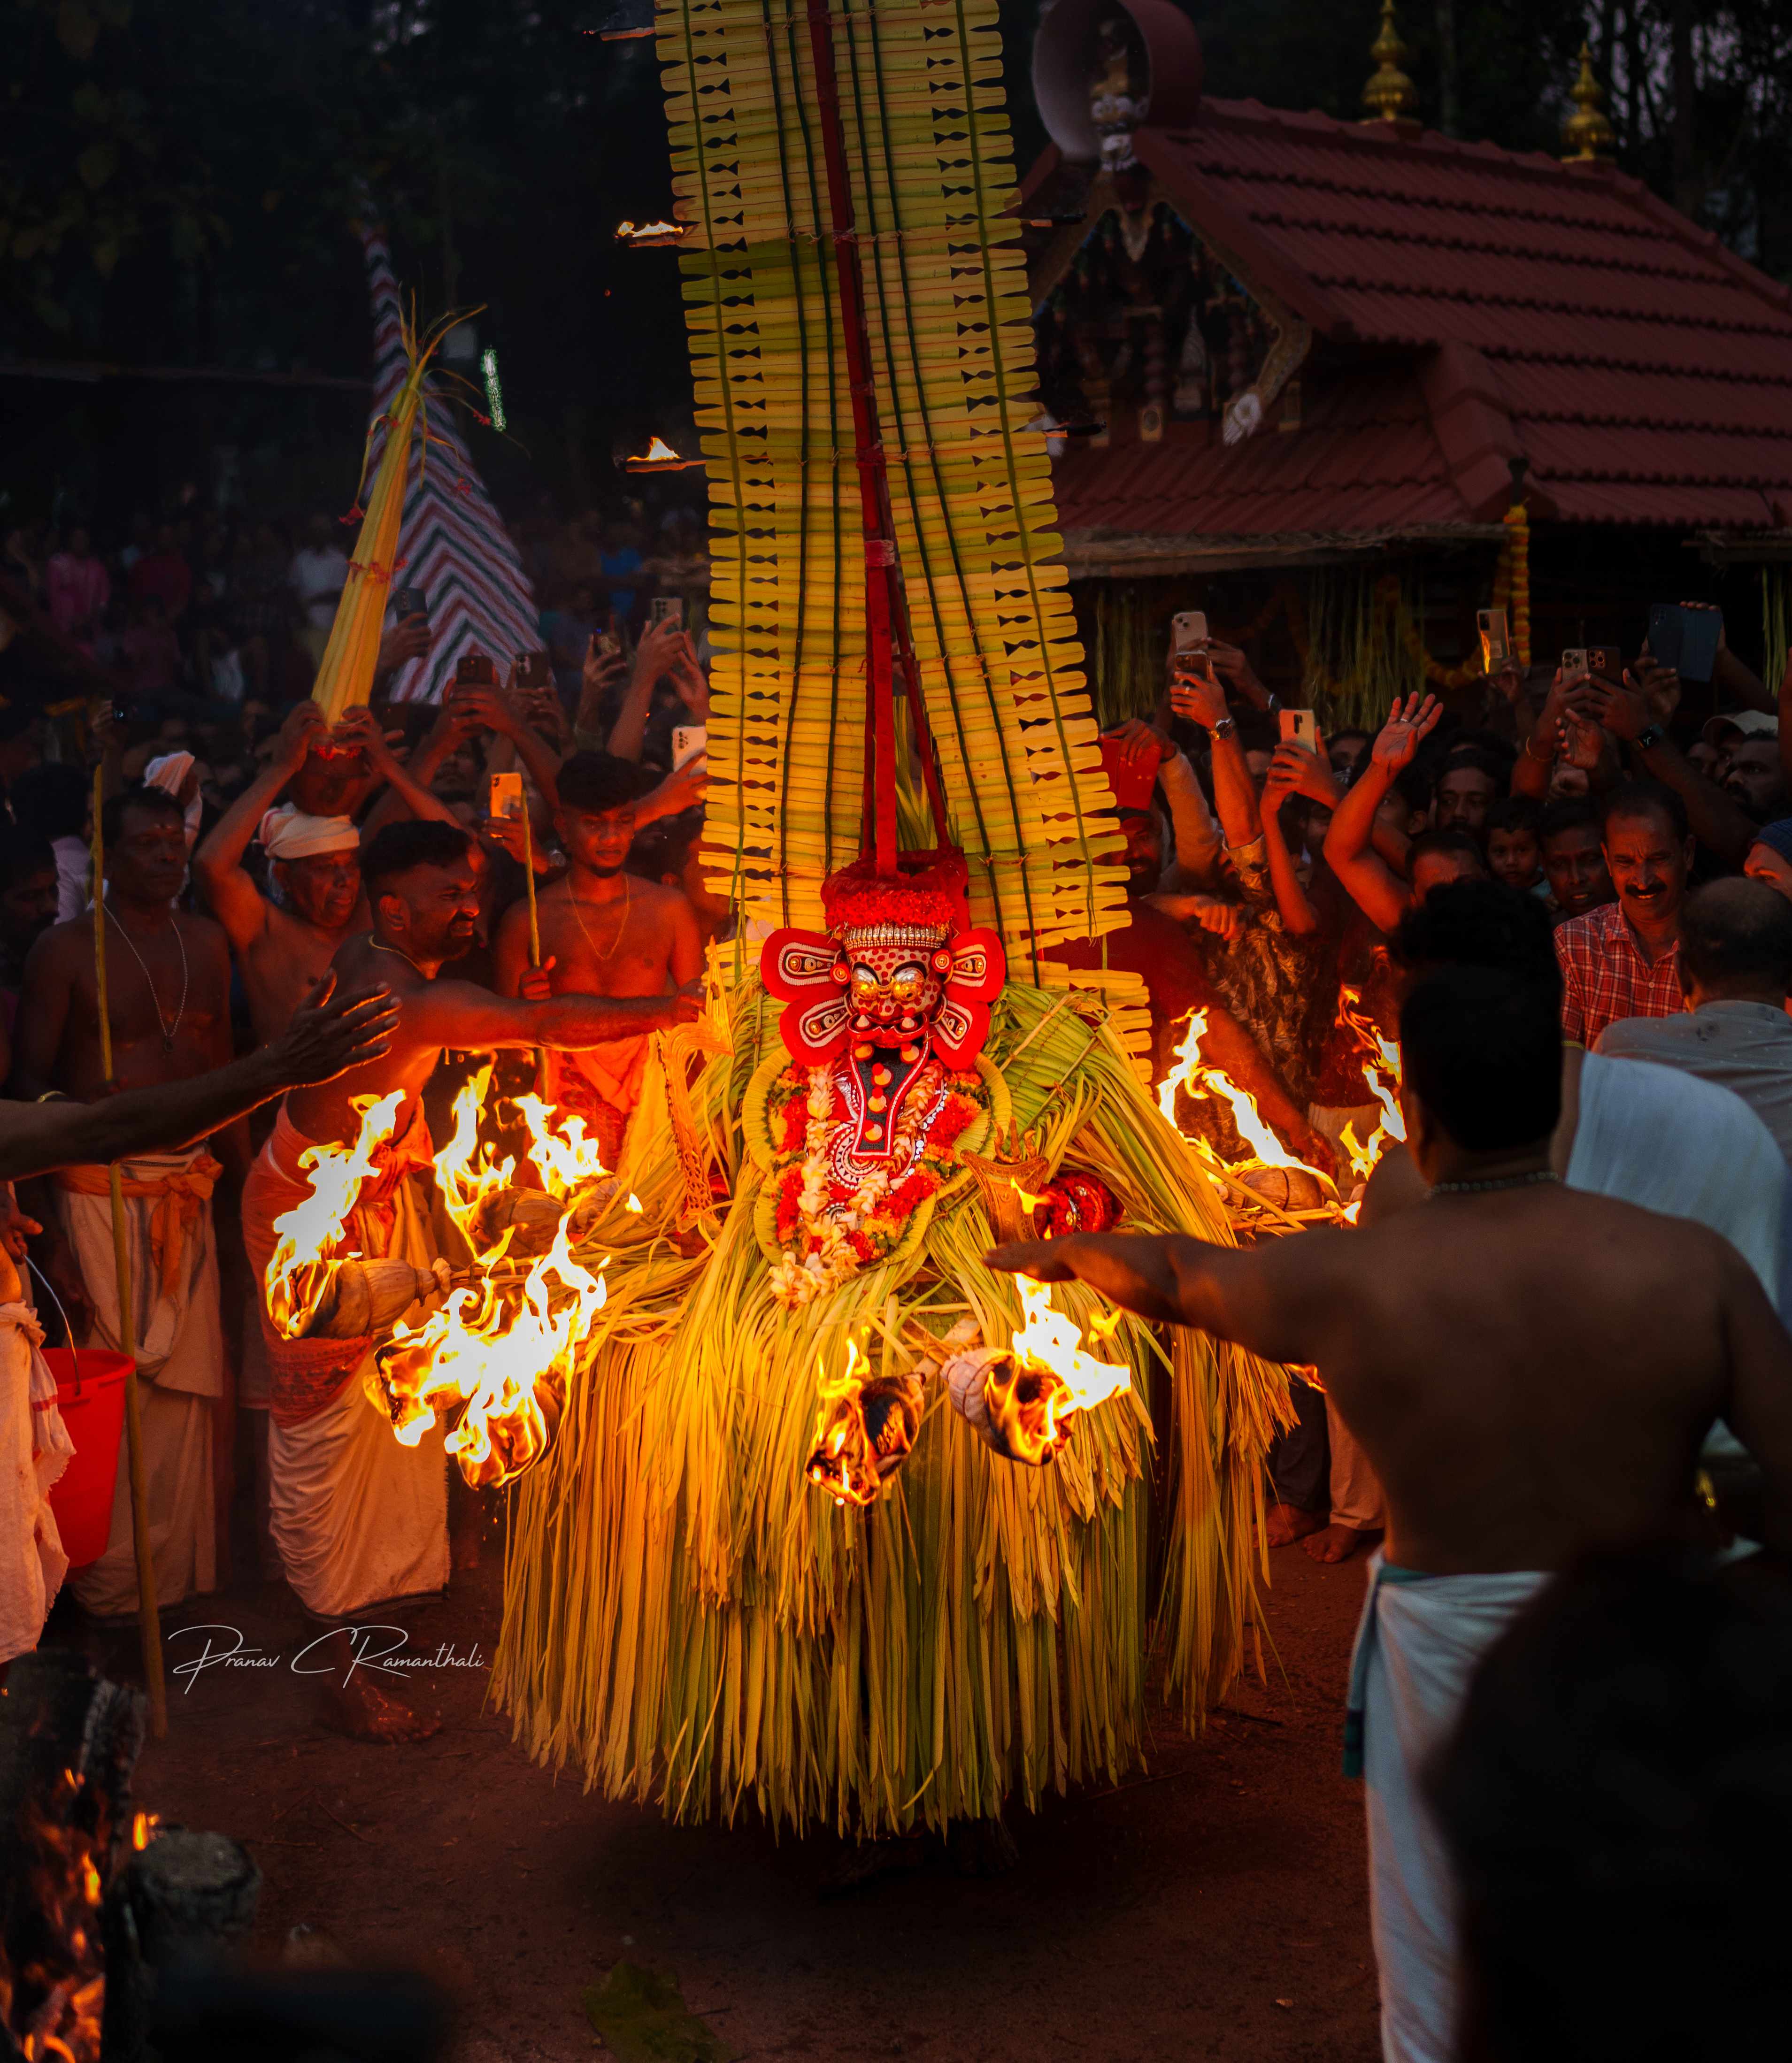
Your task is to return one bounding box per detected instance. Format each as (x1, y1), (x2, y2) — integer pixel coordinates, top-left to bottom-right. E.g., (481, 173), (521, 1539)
(1554, 781), (1692, 1050)
(242, 818), (702, 1740)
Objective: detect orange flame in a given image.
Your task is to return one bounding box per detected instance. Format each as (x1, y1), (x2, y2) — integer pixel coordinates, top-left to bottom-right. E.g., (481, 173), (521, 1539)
(614, 219), (685, 243)
(987, 1279), (1131, 1465)
(131, 1810), (160, 1850)
(375, 1066), (613, 1488)
(1156, 1010), (1332, 1184)
(804, 1338), (881, 1508)
(263, 1090), (405, 1338)
(1, 1767), (112, 2063)
(636, 434), (681, 462)
(1334, 984), (1407, 1181)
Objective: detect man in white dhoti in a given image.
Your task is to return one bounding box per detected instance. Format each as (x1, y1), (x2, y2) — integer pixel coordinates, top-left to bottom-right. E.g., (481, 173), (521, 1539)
(992, 961), (1792, 2063)
(0, 975), (395, 1664)
(10, 786), (403, 1625)
(250, 818), (698, 1741)
(0, 1200), (72, 1672)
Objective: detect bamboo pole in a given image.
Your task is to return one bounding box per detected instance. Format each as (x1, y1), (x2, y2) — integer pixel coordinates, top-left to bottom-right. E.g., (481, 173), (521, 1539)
(90, 766), (167, 1737)
(521, 808), (545, 1090)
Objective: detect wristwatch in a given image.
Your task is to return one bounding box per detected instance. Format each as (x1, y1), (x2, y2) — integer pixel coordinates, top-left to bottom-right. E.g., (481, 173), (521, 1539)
(1635, 723), (1666, 753)
(1213, 716), (1237, 741)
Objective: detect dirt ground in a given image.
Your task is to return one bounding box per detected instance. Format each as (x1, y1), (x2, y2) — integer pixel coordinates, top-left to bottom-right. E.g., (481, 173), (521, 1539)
(105, 1536), (1379, 2063)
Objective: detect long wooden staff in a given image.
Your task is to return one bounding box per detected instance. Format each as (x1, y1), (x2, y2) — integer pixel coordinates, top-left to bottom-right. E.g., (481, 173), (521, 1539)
(90, 765), (167, 1737)
(521, 806), (546, 1091)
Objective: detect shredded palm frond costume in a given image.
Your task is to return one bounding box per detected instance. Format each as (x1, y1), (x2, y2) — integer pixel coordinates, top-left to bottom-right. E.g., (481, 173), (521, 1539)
(488, 0), (1290, 1835)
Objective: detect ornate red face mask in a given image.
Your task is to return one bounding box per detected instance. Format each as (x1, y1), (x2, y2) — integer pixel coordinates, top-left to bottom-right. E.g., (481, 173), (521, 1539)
(761, 851), (1005, 1070)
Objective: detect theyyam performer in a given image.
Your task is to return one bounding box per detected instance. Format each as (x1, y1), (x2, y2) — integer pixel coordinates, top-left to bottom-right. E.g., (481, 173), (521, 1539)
(254, 0), (1289, 1816)
(465, 0), (1289, 1847)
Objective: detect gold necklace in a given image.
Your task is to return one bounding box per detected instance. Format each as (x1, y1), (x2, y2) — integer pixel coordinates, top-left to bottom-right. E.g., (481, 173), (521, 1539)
(106, 907), (188, 1054)
(370, 937), (428, 976)
(567, 875), (632, 962)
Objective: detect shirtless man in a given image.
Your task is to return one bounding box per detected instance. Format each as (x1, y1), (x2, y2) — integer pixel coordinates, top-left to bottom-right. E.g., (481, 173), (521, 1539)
(493, 751), (701, 1164)
(990, 962), (1792, 2063)
(194, 700), (457, 1044)
(11, 785), (243, 1621)
(241, 817), (700, 1740)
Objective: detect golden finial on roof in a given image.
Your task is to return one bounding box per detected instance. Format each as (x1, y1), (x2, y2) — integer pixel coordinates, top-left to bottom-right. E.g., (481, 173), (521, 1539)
(1361, 0), (1417, 125)
(1561, 43), (1615, 160)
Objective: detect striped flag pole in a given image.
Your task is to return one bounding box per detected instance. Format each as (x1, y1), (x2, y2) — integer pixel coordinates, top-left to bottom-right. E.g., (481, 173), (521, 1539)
(358, 219), (541, 702)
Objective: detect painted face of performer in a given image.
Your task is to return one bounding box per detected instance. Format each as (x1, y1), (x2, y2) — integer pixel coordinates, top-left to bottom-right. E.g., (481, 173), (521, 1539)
(842, 938), (948, 1044)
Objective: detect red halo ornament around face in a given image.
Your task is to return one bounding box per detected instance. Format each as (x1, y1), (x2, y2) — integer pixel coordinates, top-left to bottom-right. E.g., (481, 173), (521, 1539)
(761, 850), (1007, 1066)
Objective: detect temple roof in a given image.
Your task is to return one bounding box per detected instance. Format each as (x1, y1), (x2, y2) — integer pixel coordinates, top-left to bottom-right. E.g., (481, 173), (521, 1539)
(1028, 94), (1792, 556)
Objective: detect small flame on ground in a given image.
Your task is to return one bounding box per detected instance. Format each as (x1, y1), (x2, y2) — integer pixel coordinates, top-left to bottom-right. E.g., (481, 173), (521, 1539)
(987, 1279), (1132, 1465)
(614, 219), (684, 241)
(2, 1766), (112, 2063)
(634, 433), (682, 463)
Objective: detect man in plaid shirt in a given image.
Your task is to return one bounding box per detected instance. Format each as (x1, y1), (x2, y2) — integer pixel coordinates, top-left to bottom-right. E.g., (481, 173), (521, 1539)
(1555, 782), (1693, 1048)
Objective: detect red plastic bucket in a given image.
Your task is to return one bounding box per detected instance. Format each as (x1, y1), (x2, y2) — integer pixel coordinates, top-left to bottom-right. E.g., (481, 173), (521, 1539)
(44, 1349), (132, 1568)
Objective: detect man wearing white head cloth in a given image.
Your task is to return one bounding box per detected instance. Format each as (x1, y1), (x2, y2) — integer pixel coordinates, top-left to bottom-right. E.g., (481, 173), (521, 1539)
(193, 703), (459, 1049)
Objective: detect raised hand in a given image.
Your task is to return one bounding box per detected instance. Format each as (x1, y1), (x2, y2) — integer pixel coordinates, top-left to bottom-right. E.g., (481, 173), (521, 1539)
(1592, 672), (1652, 743)
(518, 955), (557, 1002)
(276, 698), (329, 774)
(1104, 718), (1174, 767)
(330, 706), (399, 772)
(444, 680), (519, 740)
(669, 648), (710, 720)
(646, 752), (709, 820)
(1203, 637), (1269, 708)
(1371, 693), (1443, 772)
(376, 614), (431, 678)
(1168, 655), (1229, 731)
(270, 973), (401, 1086)
(1265, 740), (1339, 807)
(630, 615), (687, 694)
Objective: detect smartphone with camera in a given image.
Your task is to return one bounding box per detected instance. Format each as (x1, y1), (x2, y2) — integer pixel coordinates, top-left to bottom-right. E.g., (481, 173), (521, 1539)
(454, 652), (497, 689)
(593, 630), (621, 662)
(1477, 606), (1509, 671)
(1584, 645), (1617, 682)
(649, 596), (684, 631)
(670, 723), (708, 772)
(515, 651), (554, 692)
(1561, 647), (1589, 685)
(391, 586), (427, 622)
(1170, 610), (1209, 656)
(1278, 708), (1318, 752)
(1648, 603), (1721, 683)
(487, 771), (526, 822)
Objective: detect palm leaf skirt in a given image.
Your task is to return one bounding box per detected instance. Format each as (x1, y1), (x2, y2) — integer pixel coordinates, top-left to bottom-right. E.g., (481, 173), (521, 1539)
(491, 982), (1291, 1835)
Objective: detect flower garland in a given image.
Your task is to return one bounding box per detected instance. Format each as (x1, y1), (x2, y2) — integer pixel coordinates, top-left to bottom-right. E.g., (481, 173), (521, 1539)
(763, 1056), (987, 1306)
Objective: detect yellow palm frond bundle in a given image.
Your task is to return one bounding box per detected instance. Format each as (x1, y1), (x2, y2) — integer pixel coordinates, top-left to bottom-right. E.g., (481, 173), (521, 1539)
(663, 0), (1129, 973)
(310, 304), (459, 724)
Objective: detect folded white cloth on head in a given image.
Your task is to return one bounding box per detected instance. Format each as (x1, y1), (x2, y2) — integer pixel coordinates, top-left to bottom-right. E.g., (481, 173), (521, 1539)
(141, 751), (202, 850)
(257, 803), (359, 861)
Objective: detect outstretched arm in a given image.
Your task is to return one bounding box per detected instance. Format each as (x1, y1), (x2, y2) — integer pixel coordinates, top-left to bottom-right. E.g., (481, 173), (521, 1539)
(332, 709), (461, 837)
(403, 977), (700, 1054)
(1323, 694), (1441, 935)
(986, 1227), (1346, 1367)
(1589, 672), (1760, 869)
(193, 701), (326, 947)
(0, 977), (397, 1181)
